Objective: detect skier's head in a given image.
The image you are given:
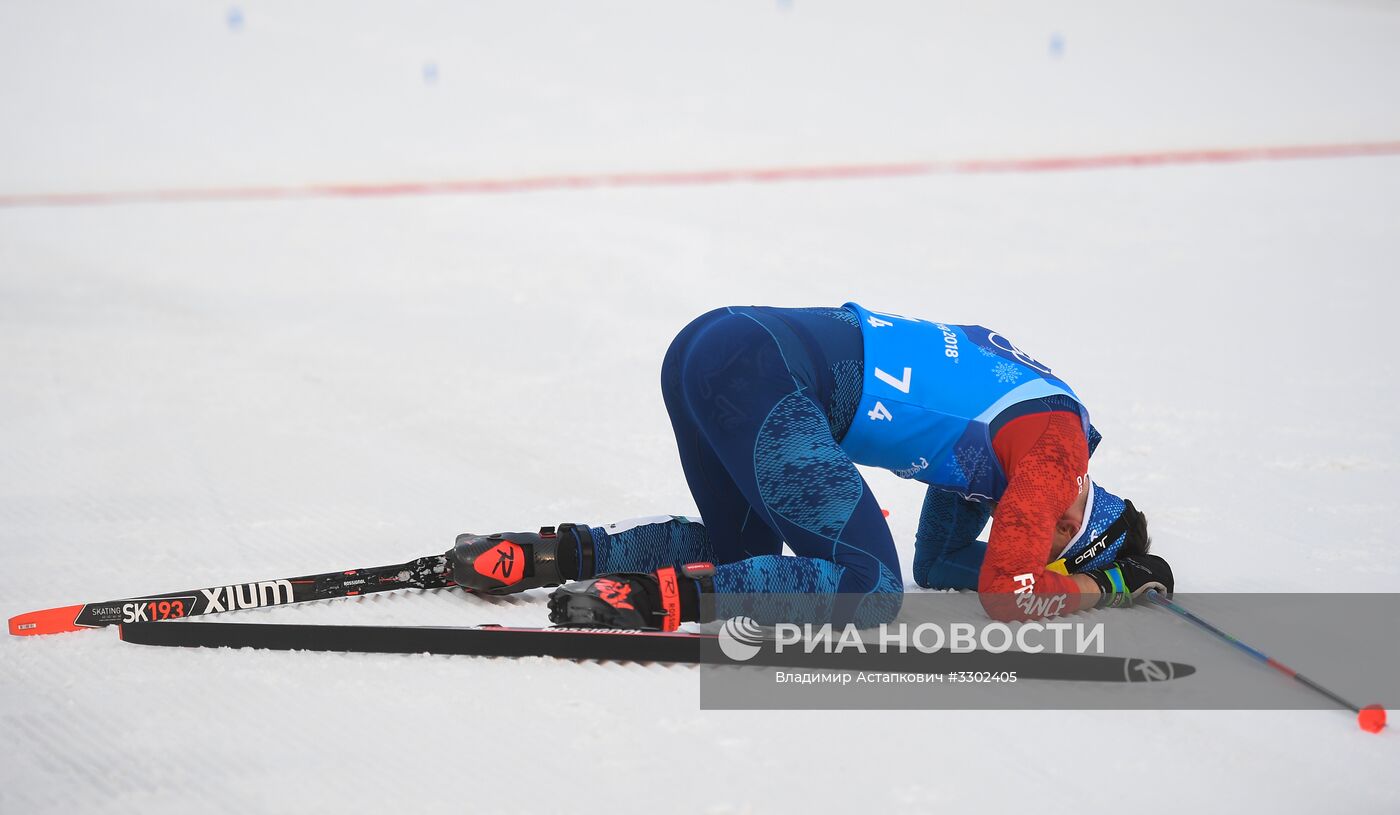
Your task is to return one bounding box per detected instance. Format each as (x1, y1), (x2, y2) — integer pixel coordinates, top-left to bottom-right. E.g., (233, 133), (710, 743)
(1054, 481), (1150, 573)
(1051, 481), (1092, 554)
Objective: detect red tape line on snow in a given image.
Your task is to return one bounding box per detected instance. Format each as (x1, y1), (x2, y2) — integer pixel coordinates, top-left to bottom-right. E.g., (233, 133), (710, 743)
(3, 141), (1398, 208)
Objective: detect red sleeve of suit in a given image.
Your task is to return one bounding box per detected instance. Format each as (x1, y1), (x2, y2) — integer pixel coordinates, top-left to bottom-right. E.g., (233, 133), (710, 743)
(977, 410), (1091, 621)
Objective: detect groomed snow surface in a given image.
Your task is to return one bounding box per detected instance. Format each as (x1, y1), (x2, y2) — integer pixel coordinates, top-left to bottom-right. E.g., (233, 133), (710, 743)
(2, 1), (1398, 812)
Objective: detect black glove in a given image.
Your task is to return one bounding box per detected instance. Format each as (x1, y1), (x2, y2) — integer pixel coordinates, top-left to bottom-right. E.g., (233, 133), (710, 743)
(1086, 553), (1174, 608)
(549, 563), (715, 631)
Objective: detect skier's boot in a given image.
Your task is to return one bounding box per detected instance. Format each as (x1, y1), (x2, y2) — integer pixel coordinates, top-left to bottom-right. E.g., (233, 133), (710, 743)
(447, 524), (594, 595)
(548, 562), (714, 631)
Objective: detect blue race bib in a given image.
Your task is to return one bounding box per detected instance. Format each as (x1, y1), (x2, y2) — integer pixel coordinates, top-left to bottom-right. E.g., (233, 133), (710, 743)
(839, 302), (1089, 500)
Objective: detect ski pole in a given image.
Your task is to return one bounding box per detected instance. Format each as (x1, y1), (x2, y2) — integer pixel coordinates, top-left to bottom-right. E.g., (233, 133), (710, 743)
(1144, 589), (1386, 733)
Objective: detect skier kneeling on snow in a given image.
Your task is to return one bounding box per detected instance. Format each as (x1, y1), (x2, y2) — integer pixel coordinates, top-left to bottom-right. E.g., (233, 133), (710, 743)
(448, 305), (1173, 630)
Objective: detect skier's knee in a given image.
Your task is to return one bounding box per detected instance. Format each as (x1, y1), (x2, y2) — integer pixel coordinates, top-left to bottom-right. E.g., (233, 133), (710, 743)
(845, 562), (904, 628)
(851, 582), (903, 628)
(913, 558), (934, 589)
(913, 562), (956, 590)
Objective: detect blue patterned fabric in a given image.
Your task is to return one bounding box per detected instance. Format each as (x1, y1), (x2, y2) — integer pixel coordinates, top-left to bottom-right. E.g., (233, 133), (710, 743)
(713, 556), (903, 628)
(589, 516), (714, 575)
(655, 306), (902, 626)
(789, 306), (860, 328)
(754, 393), (864, 540)
(912, 488), (992, 590)
(826, 358), (863, 442)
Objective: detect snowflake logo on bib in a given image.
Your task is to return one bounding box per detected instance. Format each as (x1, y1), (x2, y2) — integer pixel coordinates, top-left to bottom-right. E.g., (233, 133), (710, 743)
(992, 361), (1023, 384)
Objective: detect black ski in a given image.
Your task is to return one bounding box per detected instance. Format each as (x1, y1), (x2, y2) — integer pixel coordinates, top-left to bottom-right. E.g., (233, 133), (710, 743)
(119, 620), (1196, 683)
(9, 555), (454, 636)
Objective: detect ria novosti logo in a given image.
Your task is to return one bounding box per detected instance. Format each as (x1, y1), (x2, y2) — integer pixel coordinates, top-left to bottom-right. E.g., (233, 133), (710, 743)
(717, 616), (765, 662)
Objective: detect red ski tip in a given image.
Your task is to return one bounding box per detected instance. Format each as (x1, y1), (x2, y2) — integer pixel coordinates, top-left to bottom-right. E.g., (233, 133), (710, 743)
(8, 605), (87, 637)
(1358, 704), (1387, 734)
